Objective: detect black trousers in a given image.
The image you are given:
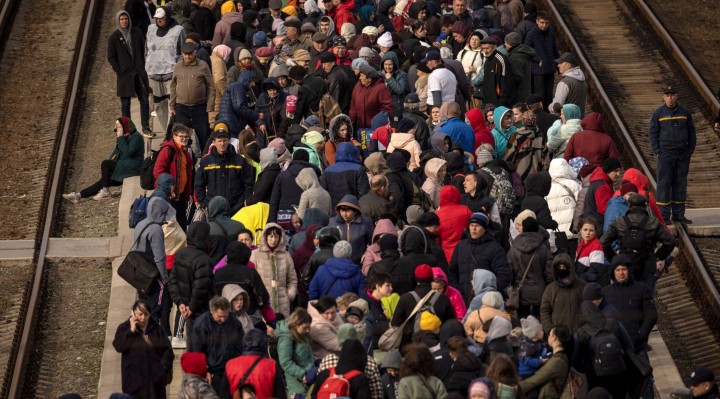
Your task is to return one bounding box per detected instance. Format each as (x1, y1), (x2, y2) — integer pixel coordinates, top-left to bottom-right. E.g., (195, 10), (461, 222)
(80, 159), (122, 198)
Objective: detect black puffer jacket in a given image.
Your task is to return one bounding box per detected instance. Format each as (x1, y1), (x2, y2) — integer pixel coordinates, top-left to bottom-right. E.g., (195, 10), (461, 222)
(446, 352), (487, 395)
(507, 231), (554, 306)
(448, 232), (513, 304)
(520, 171), (558, 230)
(246, 162), (281, 205)
(394, 227), (440, 296)
(214, 242), (270, 315)
(269, 159), (321, 223)
(168, 222), (215, 315)
(188, 309), (245, 374)
(302, 227), (341, 290)
(368, 247), (401, 281)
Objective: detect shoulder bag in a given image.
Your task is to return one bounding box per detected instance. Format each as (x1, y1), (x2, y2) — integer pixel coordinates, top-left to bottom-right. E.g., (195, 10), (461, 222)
(378, 290), (435, 351)
(505, 251), (537, 311)
(117, 223), (160, 294)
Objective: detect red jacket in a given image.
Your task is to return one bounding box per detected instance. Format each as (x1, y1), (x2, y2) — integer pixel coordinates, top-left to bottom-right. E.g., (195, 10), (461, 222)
(153, 140), (194, 200)
(226, 355), (280, 399)
(588, 166), (613, 217)
(466, 108), (494, 153)
(330, 0), (355, 33)
(349, 77), (393, 129)
(435, 186), (473, 262)
(563, 112), (619, 177)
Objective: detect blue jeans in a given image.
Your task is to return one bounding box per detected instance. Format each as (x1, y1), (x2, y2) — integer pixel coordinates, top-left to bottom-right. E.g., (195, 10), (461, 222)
(120, 75), (150, 131)
(175, 103), (209, 153)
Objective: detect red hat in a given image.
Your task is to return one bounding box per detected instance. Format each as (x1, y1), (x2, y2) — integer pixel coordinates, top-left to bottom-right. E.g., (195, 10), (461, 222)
(255, 46), (273, 58)
(181, 352), (208, 376)
(415, 264), (433, 280)
(620, 180), (638, 196)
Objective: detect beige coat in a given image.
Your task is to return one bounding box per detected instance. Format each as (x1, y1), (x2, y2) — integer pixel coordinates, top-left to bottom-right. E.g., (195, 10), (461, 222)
(308, 300), (344, 360)
(250, 223), (298, 317)
(209, 51), (228, 123)
(170, 58), (215, 111)
(464, 305), (511, 343)
(415, 74), (429, 113)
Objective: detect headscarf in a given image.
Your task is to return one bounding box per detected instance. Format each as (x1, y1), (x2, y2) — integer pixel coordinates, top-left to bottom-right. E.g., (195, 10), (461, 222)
(359, 5), (376, 26)
(214, 44), (232, 61)
(116, 116), (133, 137)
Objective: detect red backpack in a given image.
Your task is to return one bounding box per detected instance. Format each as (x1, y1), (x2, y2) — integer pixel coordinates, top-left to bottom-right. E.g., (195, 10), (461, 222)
(316, 367), (363, 399)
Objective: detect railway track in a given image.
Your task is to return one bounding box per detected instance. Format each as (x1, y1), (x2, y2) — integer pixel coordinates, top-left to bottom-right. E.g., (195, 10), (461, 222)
(538, 0), (720, 378)
(0, 0), (100, 395)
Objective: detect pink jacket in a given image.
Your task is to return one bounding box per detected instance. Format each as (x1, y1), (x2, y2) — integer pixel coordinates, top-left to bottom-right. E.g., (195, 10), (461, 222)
(432, 267), (467, 320)
(361, 219), (398, 275)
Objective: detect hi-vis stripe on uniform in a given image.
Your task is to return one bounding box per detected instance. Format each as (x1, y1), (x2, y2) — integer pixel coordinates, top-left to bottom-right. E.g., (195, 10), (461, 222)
(658, 116), (687, 122)
(203, 164), (243, 170)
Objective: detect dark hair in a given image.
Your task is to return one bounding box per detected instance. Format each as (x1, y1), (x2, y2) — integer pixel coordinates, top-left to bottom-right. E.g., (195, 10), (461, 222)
(400, 343), (435, 379)
(238, 129), (260, 162)
(536, 10), (550, 21)
(512, 102), (528, 113)
(446, 336), (469, 353)
(411, 20), (426, 32)
(522, 217), (539, 233)
(238, 228), (254, 240)
(313, 296), (337, 313)
(237, 383), (255, 396)
(369, 271), (392, 290)
(440, 14), (454, 27)
(209, 296), (231, 311)
(265, 226), (282, 237)
(172, 123), (191, 135)
(132, 299), (151, 314)
(552, 324), (574, 356)
(486, 354), (525, 398)
(578, 217), (598, 231)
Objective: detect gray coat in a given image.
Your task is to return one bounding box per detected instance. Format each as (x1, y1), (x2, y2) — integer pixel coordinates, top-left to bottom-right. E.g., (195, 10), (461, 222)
(133, 197), (168, 282)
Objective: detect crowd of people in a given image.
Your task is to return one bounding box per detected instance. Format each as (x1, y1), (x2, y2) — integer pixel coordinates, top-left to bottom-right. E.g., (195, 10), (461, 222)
(54, 0), (717, 397)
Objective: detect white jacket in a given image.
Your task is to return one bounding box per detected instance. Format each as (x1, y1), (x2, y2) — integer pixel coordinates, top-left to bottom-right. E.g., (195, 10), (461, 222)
(456, 46), (485, 81)
(546, 158), (581, 238)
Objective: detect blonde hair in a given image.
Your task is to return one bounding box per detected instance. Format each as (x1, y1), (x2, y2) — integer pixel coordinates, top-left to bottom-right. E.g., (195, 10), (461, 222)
(336, 293), (359, 310)
(287, 308), (312, 342)
(201, 0), (218, 9)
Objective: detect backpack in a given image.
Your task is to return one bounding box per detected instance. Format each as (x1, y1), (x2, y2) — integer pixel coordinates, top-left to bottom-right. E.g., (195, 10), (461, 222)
(410, 291), (440, 333)
(140, 149), (160, 190)
(559, 366), (588, 399)
(316, 367), (363, 399)
(588, 328), (626, 377)
(129, 194), (150, 228)
(408, 177), (434, 211)
(620, 214), (650, 269)
(482, 167), (516, 215)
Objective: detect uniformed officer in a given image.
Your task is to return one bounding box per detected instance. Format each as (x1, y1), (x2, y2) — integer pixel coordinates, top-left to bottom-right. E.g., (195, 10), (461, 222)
(648, 85), (696, 224)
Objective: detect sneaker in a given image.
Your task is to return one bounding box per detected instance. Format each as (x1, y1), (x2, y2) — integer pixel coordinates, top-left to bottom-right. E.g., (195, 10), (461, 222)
(62, 192), (80, 204)
(672, 216), (693, 224)
(142, 128), (155, 138)
(92, 190), (113, 201)
(171, 336), (187, 349)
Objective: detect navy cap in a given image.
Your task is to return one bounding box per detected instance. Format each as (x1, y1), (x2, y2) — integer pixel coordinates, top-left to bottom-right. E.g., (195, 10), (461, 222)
(420, 50), (440, 63)
(685, 367), (715, 386)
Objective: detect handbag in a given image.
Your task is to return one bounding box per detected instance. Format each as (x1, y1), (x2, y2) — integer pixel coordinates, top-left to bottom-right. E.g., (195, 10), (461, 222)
(378, 290), (434, 351)
(117, 223), (160, 294)
(192, 205), (207, 222)
(626, 351), (653, 378)
(505, 251), (537, 311)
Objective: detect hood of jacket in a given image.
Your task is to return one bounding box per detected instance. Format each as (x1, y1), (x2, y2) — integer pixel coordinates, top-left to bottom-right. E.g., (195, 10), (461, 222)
(513, 231), (545, 253)
(380, 51), (400, 70)
(238, 70), (255, 88)
(578, 300), (605, 329)
(318, 226), (341, 248)
(316, 16), (335, 37)
(334, 142), (362, 164)
(329, 114), (353, 142)
(466, 108), (489, 134)
(304, 207), (330, 226)
(373, 218), (398, 242)
(562, 66), (585, 81)
(548, 158), (577, 181)
(337, 194), (362, 212)
(230, 21), (247, 42)
(386, 151), (407, 173)
(493, 106), (512, 132)
(222, 284), (250, 313)
(146, 197), (170, 224)
(432, 267), (449, 286)
(390, 132), (417, 150)
(580, 112), (605, 132)
(486, 316), (512, 341)
(425, 158), (447, 182)
(551, 252), (578, 281)
(439, 185), (462, 207)
(562, 104), (582, 121)
(295, 167), (321, 191)
(302, 224), (323, 250)
(258, 222), (288, 252)
(208, 196), (231, 222)
(509, 43), (536, 60)
(622, 168), (648, 191)
(430, 133), (449, 154)
(115, 10), (131, 31)
(400, 225), (428, 255)
(187, 221), (210, 249)
(378, 0), (395, 15)
(226, 241), (252, 265)
(261, 77), (281, 92)
(325, 257), (362, 278)
(154, 173), (174, 200)
(260, 147), (278, 170)
(364, 152), (389, 175)
(588, 166), (612, 185)
(525, 171), (552, 197)
(472, 269), (498, 296)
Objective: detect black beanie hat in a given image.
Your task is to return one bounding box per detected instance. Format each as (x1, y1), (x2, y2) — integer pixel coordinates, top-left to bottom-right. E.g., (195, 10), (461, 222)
(292, 148), (310, 162)
(521, 217), (539, 233)
(417, 212), (440, 227)
(628, 193), (648, 208)
(378, 234), (399, 251)
(582, 282), (603, 301)
(601, 157), (622, 173)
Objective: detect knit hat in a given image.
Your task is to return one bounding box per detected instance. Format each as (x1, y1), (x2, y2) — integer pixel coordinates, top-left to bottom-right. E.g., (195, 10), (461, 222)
(451, 20), (470, 39)
(301, 22), (317, 33)
(504, 31), (522, 47)
(253, 31), (268, 46)
(378, 234), (399, 252)
(417, 212), (440, 227)
(620, 180), (638, 196)
(382, 350), (402, 370)
(293, 49), (311, 61)
(406, 205), (424, 225)
(238, 48), (252, 61)
(337, 323), (358, 345)
(469, 378), (495, 399)
(282, 4), (297, 16)
(362, 26), (379, 37)
(469, 212), (489, 228)
(268, 138), (288, 157)
(318, 51), (336, 63)
(526, 94), (543, 105)
(583, 282), (603, 301)
(333, 240), (353, 258)
(628, 193), (648, 208)
(396, 118), (415, 133)
(181, 352), (208, 376)
(255, 46), (273, 57)
(415, 264), (433, 280)
(515, 209), (536, 226)
(289, 65), (306, 81)
(285, 95), (298, 112)
(475, 143), (494, 167)
(351, 57), (369, 71)
(611, 254), (632, 272)
(520, 315), (543, 339)
(602, 157), (622, 173)
(377, 31), (393, 47)
(419, 312), (442, 331)
(359, 47), (375, 58)
(358, 64), (377, 78)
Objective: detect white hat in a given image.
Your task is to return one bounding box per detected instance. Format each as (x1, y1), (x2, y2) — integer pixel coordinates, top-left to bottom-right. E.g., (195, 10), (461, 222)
(362, 26), (378, 37)
(153, 7), (166, 19)
(377, 32), (393, 48)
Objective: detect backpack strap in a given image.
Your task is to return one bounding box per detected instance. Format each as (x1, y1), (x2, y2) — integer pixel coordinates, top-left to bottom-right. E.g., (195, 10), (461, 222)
(341, 369), (363, 380)
(553, 179), (576, 202)
(239, 356), (264, 385)
(132, 222), (158, 250)
(418, 375), (438, 399)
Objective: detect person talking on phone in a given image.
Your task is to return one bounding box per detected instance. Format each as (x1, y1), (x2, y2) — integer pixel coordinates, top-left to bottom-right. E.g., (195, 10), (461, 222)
(113, 300), (175, 399)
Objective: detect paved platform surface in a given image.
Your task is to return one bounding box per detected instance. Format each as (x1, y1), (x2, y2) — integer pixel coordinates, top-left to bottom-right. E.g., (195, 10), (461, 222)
(685, 208), (720, 236)
(0, 240), (33, 265)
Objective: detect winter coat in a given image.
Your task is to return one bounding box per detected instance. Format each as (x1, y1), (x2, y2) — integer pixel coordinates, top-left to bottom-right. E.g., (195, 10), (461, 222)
(387, 132), (423, 171)
(507, 43), (536, 104)
(349, 77), (394, 129)
(256, 78), (288, 140)
(113, 318), (174, 399)
(359, 191), (391, 223)
(320, 64), (355, 115)
(324, 114), (361, 166)
(212, 11), (242, 47)
(508, 232), (554, 306)
(269, 160), (321, 224)
(523, 26), (559, 75)
(549, 67), (587, 115)
(582, 166), (614, 233)
(208, 196), (245, 240)
(329, 196), (375, 264)
(602, 274), (658, 349)
(521, 172), (558, 230)
(464, 303), (510, 343)
(446, 352), (487, 395)
(309, 257), (365, 300)
(449, 232), (513, 304)
(439, 116), (475, 155)
(456, 45), (485, 83)
(170, 58), (214, 110)
(194, 144), (255, 213)
(563, 112), (619, 175)
(321, 142), (370, 210)
(491, 106), (517, 159)
(303, 228), (342, 290)
(246, 163), (281, 206)
(614, 168), (667, 229)
(482, 50), (513, 107)
(250, 223), (298, 317)
(539, 253), (587, 333)
(463, 269), (500, 320)
(168, 222), (215, 315)
(422, 158), (447, 210)
(153, 139), (194, 200)
(308, 300), (345, 359)
(547, 158), (581, 238)
(296, 168), (333, 219)
(108, 11), (149, 98)
(188, 309), (245, 374)
(518, 351), (569, 399)
(275, 319), (315, 396)
(466, 108), (494, 153)
(110, 130), (145, 182)
(214, 242), (271, 318)
(436, 186), (473, 263)
(381, 52), (409, 113)
(403, 110), (432, 150)
(397, 375), (448, 399)
(124, 0), (155, 34)
(394, 226), (447, 296)
(226, 353), (285, 399)
(574, 237), (607, 285)
(603, 196), (629, 235)
(432, 267), (466, 319)
(133, 198), (169, 282)
(218, 71), (261, 135)
(361, 219), (399, 275)
(548, 118), (582, 158)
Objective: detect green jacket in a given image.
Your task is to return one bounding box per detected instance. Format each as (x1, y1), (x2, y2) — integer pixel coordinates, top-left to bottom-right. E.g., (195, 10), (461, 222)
(275, 319), (314, 396)
(397, 375), (448, 399)
(110, 129), (144, 182)
(518, 351), (569, 399)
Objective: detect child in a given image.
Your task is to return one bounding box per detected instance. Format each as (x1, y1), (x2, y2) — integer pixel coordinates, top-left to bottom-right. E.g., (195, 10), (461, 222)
(381, 350), (402, 399)
(431, 267), (466, 321)
(427, 105), (442, 131)
(517, 316), (548, 380)
(575, 217), (607, 285)
(344, 298), (369, 341)
(336, 292), (360, 315)
(179, 352), (217, 398)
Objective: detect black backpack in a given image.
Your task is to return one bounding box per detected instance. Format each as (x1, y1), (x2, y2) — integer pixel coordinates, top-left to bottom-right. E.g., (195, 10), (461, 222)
(588, 328), (626, 377)
(140, 149), (160, 190)
(620, 214), (650, 269)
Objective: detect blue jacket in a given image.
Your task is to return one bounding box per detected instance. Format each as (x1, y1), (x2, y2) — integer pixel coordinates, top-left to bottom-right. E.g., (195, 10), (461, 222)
(321, 142), (370, 210)
(648, 103), (696, 156)
(328, 195), (375, 264)
(524, 26), (559, 75)
(218, 71), (260, 135)
(439, 116), (475, 154)
(603, 196), (629, 233)
(308, 257), (365, 299)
